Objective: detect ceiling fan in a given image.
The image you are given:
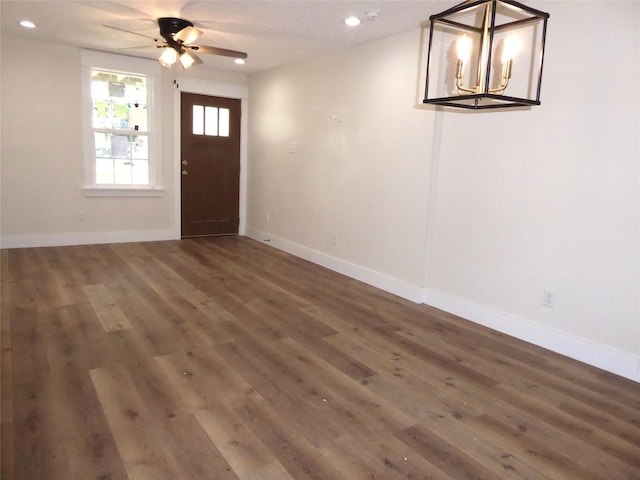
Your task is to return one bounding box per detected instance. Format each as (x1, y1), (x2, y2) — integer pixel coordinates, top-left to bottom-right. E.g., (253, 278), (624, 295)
(105, 17), (248, 69)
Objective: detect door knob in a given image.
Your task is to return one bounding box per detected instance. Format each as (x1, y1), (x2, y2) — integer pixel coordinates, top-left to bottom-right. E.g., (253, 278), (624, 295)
(182, 160), (188, 165)
(182, 169), (189, 175)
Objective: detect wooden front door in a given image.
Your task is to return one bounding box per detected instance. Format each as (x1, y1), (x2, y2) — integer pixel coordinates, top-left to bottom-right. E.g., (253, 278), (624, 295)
(181, 92), (241, 238)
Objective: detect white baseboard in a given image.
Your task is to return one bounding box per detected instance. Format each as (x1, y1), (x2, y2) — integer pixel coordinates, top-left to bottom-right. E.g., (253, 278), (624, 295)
(247, 227), (639, 383)
(423, 289), (640, 383)
(0, 229), (179, 249)
(245, 228), (425, 303)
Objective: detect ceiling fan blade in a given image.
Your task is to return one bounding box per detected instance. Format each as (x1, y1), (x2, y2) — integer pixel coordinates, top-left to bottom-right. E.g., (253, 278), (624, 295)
(174, 25), (202, 45)
(103, 24), (159, 42)
(118, 45), (161, 51)
(192, 45), (248, 59)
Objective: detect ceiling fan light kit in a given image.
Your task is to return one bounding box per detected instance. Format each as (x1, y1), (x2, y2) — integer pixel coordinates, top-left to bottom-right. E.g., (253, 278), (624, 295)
(159, 47), (178, 68)
(105, 16), (247, 70)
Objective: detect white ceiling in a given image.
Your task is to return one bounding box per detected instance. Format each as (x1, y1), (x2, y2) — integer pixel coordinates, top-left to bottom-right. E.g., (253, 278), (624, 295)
(0, 0), (445, 74)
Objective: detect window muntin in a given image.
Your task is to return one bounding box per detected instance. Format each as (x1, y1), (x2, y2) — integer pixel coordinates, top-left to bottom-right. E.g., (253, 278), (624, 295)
(91, 70), (149, 185)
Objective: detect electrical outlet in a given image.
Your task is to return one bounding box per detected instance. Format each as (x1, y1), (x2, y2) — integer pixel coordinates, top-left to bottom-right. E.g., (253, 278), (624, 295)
(330, 233), (338, 246)
(265, 212), (270, 224)
(542, 290), (556, 308)
(79, 211), (86, 222)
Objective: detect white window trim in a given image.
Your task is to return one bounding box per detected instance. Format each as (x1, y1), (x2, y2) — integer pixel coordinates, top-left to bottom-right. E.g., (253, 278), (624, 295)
(81, 50), (164, 196)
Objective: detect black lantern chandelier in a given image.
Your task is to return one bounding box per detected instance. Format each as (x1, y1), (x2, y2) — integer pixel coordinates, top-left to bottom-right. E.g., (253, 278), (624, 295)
(423, 0), (549, 109)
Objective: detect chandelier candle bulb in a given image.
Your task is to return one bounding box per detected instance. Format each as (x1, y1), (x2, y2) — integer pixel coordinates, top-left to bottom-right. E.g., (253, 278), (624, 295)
(457, 35), (472, 65)
(502, 34), (520, 64)
(503, 60), (513, 81)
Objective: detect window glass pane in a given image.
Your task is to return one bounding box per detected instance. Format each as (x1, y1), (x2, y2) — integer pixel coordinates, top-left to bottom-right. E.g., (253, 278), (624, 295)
(112, 102), (129, 129)
(131, 135), (148, 160)
(94, 132), (111, 158)
(111, 134), (129, 158)
(96, 158), (115, 184)
(91, 80), (109, 101)
(93, 101), (111, 129)
(129, 104), (147, 131)
(131, 160), (149, 184)
(114, 159), (133, 185)
(219, 108), (230, 137)
(193, 105), (204, 135)
(205, 106), (218, 136)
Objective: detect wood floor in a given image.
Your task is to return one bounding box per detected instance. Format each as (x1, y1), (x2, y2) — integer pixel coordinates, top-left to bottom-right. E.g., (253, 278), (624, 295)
(1, 237), (639, 480)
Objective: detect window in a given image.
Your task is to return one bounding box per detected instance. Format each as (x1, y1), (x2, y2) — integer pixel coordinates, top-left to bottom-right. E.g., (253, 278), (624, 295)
(92, 71), (149, 185)
(81, 51), (163, 196)
(192, 105), (230, 137)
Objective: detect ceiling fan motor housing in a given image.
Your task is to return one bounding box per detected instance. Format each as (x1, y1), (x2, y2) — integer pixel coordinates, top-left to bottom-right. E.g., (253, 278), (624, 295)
(157, 17), (193, 40)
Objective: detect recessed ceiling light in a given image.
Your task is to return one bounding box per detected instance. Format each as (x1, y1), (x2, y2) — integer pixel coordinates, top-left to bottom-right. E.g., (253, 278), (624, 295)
(20, 20), (37, 28)
(234, 58), (246, 65)
(344, 16), (361, 27)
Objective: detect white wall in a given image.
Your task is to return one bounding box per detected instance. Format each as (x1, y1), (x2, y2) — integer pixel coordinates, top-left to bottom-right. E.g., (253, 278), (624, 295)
(247, 2), (640, 381)
(0, 36), (248, 247)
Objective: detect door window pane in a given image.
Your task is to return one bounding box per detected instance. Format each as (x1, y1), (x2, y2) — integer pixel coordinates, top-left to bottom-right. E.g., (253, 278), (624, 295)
(205, 107), (218, 136)
(193, 105), (204, 135)
(219, 108), (230, 137)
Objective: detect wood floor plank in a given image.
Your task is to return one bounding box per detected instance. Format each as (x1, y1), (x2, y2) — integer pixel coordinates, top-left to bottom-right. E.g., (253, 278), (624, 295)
(2, 237), (639, 480)
(235, 390), (345, 480)
(292, 334), (377, 382)
(154, 347), (299, 479)
(323, 433), (456, 480)
(89, 364), (186, 479)
(9, 376), (71, 479)
(1, 251), (15, 478)
(82, 284), (133, 332)
(325, 332), (556, 479)
(397, 423), (505, 480)
(43, 360), (128, 480)
(192, 405), (277, 480)
(280, 337), (416, 439)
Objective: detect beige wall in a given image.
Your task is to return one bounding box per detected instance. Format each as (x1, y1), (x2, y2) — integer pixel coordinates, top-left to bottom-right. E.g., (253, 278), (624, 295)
(247, 2), (640, 379)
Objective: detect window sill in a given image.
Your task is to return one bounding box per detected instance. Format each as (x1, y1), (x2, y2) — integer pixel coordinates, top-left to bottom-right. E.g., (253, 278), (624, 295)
(83, 186), (165, 197)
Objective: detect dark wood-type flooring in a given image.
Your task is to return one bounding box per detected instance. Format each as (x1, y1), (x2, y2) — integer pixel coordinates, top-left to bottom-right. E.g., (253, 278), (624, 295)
(2, 237), (639, 479)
